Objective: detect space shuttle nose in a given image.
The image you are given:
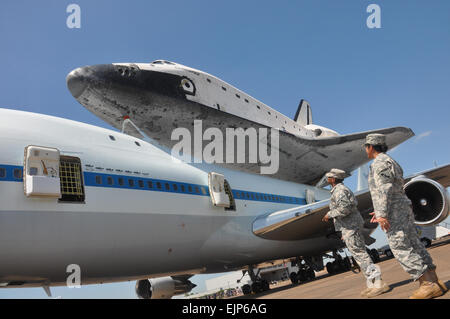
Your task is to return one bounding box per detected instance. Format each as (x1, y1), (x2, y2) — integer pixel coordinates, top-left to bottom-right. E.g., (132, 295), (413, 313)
(66, 67), (89, 99)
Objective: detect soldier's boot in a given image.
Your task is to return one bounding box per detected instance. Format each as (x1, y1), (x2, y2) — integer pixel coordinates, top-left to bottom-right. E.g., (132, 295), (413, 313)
(428, 269), (448, 294)
(360, 287), (372, 297)
(365, 277), (390, 298)
(409, 269), (444, 299)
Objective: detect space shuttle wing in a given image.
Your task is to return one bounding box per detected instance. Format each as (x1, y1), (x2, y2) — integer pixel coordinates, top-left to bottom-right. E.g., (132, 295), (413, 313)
(252, 189), (377, 242)
(275, 126), (414, 185)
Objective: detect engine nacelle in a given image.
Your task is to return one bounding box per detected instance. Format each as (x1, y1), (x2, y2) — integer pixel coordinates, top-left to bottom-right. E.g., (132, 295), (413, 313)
(135, 276), (196, 299)
(404, 177), (449, 226)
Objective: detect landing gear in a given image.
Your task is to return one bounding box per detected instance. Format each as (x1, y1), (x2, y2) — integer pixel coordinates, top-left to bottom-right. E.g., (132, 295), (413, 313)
(325, 250), (352, 275)
(242, 284), (252, 295)
(290, 258), (316, 285)
(243, 266), (271, 295)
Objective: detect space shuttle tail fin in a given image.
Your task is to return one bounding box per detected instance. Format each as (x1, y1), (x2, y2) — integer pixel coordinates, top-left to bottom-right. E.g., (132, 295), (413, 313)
(293, 99), (312, 126)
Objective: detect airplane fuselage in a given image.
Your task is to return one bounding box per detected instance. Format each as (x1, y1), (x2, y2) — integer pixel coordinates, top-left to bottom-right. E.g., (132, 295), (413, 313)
(0, 108), (341, 287)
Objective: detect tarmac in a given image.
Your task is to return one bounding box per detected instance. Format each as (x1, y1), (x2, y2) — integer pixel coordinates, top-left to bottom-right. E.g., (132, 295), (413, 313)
(233, 237), (450, 299)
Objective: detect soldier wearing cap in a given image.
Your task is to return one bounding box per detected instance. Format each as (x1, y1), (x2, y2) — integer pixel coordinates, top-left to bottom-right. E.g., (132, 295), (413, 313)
(322, 168), (389, 298)
(364, 133), (447, 299)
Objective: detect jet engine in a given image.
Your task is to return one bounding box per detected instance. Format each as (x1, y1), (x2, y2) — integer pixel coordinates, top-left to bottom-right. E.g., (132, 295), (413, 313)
(404, 177), (449, 226)
(135, 276), (196, 299)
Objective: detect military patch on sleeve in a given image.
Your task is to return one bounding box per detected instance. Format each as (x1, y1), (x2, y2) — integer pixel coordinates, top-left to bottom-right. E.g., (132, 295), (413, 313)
(375, 161), (394, 184)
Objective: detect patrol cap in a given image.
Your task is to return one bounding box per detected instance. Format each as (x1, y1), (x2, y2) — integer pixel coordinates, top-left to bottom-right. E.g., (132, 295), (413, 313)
(364, 133), (387, 146)
(326, 168), (349, 179)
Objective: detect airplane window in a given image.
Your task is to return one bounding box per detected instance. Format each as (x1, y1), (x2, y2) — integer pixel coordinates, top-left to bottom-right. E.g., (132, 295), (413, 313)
(165, 183), (170, 190)
(135, 141), (141, 147)
(138, 180), (144, 188)
(264, 195), (268, 201)
(109, 135), (116, 141)
(0, 168), (5, 178)
(250, 193), (254, 199)
(118, 178), (124, 186)
(235, 94), (240, 98)
(151, 61), (163, 65)
(147, 181), (153, 189)
(235, 192), (240, 198)
(267, 111), (271, 115)
(107, 177), (113, 185)
(245, 99), (249, 103)
(95, 176), (102, 184)
(173, 184), (178, 191)
(256, 105), (261, 109)
(13, 169), (22, 179)
(163, 61), (175, 65)
(129, 179), (134, 187)
(207, 78), (211, 83)
(201, 187), (206, 195)
(222, 87), (227, 91)
(157, 182), (162, 189)
(188, 185), (192, 192)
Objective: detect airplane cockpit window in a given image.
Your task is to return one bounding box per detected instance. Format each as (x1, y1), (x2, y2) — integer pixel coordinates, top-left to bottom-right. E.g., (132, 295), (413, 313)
(151, 60), (175, 65)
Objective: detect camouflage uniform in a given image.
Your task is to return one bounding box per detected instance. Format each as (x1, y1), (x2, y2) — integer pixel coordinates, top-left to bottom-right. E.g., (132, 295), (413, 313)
(327, 182), (374, 279)
(368, 151), (435, 280)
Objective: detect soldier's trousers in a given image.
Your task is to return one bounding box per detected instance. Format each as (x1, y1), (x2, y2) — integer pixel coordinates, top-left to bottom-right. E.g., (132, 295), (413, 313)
(385, 205), (435, 281)
(342, 228), (374, 279)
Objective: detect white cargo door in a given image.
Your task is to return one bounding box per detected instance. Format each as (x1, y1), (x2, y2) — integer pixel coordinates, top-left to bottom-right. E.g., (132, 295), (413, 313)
(208, 172), (230, 208)
(24, 145), (61, 198)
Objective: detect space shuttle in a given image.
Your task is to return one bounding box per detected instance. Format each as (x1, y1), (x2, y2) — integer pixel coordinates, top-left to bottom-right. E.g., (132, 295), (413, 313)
(66, 60), (413, 185)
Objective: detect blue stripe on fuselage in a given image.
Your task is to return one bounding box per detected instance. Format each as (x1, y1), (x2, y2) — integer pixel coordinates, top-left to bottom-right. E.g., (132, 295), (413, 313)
(0, 164), (306, 205)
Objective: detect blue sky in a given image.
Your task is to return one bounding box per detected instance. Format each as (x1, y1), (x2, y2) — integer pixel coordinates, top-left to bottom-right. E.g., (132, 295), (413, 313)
(0, 0), (449, 298)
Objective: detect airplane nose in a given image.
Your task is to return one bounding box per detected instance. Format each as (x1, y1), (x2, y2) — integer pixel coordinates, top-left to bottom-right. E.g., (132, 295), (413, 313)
(66, 67), (89, 99)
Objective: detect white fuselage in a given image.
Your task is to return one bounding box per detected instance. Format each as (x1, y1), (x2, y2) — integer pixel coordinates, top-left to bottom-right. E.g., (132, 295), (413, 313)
(0, 108), (339, 287)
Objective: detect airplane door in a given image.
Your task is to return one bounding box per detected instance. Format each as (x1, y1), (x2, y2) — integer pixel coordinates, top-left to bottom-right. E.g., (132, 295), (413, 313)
(23, 145), (61, 198)
(208, 172), (235, 210)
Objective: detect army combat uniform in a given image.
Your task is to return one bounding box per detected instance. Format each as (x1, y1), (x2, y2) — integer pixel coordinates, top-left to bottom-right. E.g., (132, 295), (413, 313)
(368, 152), (435, 280)
(327, 182), (375, 279)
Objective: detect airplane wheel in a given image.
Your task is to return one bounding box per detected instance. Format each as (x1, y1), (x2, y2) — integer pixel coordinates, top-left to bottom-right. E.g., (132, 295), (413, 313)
(242, 284), (251, 295)
(261, 280), (270, 291)
(334, 260), (343, 273)
(326, 262), (334, 275)
(251, 282), (262, 294)
(306, 268), (315, 280)
(290, 272), (299, 285)
(344, 257), (352, 271)
(298, 270), (307, 282)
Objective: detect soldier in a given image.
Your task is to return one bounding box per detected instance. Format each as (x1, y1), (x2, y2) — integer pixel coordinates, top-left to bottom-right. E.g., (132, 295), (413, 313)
(365, 133), (448, 299)
(322, 168), (389, 298)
